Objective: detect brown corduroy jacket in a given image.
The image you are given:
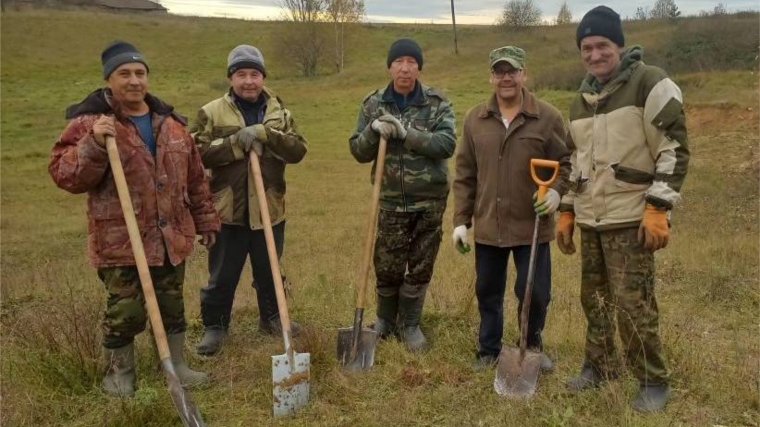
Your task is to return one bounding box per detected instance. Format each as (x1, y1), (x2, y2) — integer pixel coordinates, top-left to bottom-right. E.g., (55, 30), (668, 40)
(453, 89), (571, 247)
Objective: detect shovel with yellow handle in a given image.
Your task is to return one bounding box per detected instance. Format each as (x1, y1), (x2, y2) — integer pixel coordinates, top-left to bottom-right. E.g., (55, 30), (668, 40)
(494, 158), (559, 398)
(105, 135), (207, 427)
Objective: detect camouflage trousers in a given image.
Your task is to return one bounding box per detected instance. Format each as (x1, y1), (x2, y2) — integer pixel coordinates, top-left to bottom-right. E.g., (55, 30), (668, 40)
(98, 259), (187, 349)
(374, 208), (444, 299)
(580, 227), (669, 384)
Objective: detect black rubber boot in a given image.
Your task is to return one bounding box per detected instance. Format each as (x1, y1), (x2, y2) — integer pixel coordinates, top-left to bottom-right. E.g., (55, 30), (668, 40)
(370, 294), (398, 339)
(398, 296), (428, 353)
(259, 316), (302, 337)
(196, 328), (227, 356)
(102, 343), (136, 397)
(631, 383), (670, 412)
(169, 333), (209, 387)
(566, 358), (617, 391)
(472, 354), (498, 371)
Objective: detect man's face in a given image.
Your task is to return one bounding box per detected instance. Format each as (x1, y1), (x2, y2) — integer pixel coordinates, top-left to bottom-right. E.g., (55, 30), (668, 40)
(489, 61), (526, 103)
(229, 68), (264, 101)
(389, 56), (419, 94)
(580, 36), (622, 81)
(106, 63), (148, 105)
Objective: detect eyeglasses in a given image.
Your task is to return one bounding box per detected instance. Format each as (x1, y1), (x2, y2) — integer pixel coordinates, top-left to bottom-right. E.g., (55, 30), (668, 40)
(491, 68), (522, 79)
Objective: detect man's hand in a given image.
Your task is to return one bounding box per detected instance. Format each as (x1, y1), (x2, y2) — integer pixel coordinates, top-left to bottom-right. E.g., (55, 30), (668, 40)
(199, 232), (217, 248)
(377, 115), (407, 140)
(371, 118), (396, 140)
(233, 124), (267, 153)
(92, 115), (116, 147)
(556, 212), (576, 255)
(638, 204), (669, 251)
(533, 188), (560, 216)
(452, 225), (471, 254)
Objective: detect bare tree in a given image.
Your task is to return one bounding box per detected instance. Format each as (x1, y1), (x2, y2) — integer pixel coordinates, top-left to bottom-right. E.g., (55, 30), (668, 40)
(498, 0), (542, 31)
(555, 1), (572, 25)
(651, 0), (681, 21)
(325, 0), (365, 73)
(713, 2), (727, 15)
(279, 0), (328, 77)
(635, 6), (650, 20)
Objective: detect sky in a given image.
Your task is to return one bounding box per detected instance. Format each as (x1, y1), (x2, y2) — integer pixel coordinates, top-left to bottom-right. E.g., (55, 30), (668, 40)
(158, 0), (757, 24)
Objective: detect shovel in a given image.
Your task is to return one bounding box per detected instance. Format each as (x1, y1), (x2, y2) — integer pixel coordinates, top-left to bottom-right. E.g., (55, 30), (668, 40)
(105, 135), (206, 427)
(248, 150), (310, 417)
(336, 137), (386, 370)
(494, 158), (559, 398)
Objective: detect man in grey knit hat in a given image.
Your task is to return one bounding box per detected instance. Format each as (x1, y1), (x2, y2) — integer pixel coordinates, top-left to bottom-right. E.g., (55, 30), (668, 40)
(192, 45), (308, 356)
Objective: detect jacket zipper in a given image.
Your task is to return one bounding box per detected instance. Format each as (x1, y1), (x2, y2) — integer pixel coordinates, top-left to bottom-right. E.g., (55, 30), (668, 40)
(395, 109), (407, 212)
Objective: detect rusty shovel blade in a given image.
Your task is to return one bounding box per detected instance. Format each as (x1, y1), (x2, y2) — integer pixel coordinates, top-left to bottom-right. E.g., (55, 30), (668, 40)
(161, 359), (207, 427)
(336, 327), (378, 371)
(493, 347), (542, 398)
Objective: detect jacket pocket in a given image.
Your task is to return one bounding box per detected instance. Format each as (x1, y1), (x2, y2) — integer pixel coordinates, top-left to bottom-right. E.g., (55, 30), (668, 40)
(212, 186), (234, 222)
(90, 196), (142, 259)
(412, 118), (434, 132)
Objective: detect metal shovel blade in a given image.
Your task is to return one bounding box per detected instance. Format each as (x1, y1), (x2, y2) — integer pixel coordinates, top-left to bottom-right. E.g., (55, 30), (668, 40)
(272, 352), (311, 417)
(494, 347), (542, 398)
(161, 359), (207, 427)
(336, 327), (378, 371)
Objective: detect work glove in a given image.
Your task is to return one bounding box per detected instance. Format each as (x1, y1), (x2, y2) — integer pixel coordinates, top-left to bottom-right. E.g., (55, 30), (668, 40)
(452, 225), (471, 254)
(556, 212), (576, 255)
(232, 124), (267, 155)
(533, 188), (560, 217)
(377, 115), (407, 140)
(371, 118), (396, 140)
(638, 204), (669, 251)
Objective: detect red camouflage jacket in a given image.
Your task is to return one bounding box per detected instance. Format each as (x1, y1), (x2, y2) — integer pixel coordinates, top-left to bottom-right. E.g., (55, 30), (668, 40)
(49, 89), (220, 268)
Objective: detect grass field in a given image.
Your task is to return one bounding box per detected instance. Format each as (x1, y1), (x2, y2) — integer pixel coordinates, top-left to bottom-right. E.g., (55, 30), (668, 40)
(1, 9), (759, 427)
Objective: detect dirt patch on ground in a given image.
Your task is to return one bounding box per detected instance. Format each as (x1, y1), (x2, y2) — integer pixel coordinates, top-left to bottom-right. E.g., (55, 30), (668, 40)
(686, 103), (759, 134)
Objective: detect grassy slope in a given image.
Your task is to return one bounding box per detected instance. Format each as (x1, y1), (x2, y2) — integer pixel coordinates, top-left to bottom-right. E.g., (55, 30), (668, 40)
(1, 10), (758, 427)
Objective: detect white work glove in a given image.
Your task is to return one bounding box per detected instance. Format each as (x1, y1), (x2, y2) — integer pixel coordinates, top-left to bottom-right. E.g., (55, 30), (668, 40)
(371, 118), (396, 140)
(533, 188), (560, 216)
(452, 225), (471, 254)
(377, 115), (407, 140)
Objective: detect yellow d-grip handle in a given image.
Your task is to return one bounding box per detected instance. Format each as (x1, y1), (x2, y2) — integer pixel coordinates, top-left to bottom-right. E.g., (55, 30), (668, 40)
(530, 159), (560, 200)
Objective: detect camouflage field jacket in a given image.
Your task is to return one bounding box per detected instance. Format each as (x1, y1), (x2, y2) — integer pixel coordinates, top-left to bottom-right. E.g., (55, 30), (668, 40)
(49, 89), (220, 268)
(349, 81), (457, 212)
(191, 88), (307, 229)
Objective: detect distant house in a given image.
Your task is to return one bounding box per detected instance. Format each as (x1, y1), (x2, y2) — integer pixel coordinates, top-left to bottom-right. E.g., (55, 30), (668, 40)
(61, 0), (168, 13)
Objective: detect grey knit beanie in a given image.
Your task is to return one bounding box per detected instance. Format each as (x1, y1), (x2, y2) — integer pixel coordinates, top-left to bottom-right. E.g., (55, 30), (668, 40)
(227, 45), (266, 77)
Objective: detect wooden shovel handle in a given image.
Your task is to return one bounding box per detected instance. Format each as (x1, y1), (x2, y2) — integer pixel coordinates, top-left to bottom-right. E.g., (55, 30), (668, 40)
(105, 136), (171, 362)
(249, 151), (294, 354)
(357, 137), (388, 310)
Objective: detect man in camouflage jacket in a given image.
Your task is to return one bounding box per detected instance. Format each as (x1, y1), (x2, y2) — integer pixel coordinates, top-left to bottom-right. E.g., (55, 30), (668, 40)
(192, 45), (308, 356)
(349, 38), (456, 352)
(49, 41), (220, 397)
(558, 7), (690, 412)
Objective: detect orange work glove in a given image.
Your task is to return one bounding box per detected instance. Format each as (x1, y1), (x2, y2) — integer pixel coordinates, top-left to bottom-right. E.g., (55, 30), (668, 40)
(638, 204), (669, 251)
(556, 212), (576, 255)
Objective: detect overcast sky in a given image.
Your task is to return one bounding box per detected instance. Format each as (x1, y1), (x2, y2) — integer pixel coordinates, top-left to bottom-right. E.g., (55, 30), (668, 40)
(160, 0), (757, 23)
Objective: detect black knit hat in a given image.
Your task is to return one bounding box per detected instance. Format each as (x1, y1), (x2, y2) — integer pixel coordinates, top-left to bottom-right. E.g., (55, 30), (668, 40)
(101, 41), (149, 78)
(386, 38), (423, 70)
(576, 6), (625, 48)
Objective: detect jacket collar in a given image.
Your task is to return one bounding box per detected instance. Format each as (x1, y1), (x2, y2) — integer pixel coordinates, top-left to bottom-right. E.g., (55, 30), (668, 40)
(479, 88), (539, 120)
(64, 88), (185, 124)
(380, 80), (426, 106)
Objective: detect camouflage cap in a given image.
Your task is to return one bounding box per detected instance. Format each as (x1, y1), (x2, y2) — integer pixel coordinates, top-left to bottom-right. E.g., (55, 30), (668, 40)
(488, 46), (526, 70)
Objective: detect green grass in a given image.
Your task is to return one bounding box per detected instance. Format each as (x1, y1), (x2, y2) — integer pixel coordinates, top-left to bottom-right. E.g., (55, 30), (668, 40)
(2, 10), (759, 427)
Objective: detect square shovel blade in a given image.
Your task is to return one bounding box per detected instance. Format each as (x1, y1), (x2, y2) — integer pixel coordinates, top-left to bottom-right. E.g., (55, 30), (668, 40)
(336, 327), (378, 371)
(494, 347), (542, 398)
(272, 352), (310, 417)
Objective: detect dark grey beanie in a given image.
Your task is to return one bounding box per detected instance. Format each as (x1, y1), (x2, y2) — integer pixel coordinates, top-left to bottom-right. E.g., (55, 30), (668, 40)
(386, 38), (423, 70)
(227, 45), (267, 78)
(576, 6), (625, 48)
(101, 41), (149, 78)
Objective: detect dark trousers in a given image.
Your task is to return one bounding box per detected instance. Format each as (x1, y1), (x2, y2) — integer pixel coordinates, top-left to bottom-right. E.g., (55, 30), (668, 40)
(200, 222), (285, 330)
(475, 242), (552, 358)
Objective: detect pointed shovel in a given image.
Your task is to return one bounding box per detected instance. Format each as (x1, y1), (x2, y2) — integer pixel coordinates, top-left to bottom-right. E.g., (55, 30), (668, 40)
(494, 158), (559, 398)
(248, 150), (310, 417)
(336, 137), (386, 371)
(105, 135), (206, 427)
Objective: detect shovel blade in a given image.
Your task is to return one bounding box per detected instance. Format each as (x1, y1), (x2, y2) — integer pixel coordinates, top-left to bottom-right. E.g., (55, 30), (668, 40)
(493, 347), (542, 398)
(161, 360), (207, 427)
(336, 327), (378, 371)
(272, 352), (310, 417)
